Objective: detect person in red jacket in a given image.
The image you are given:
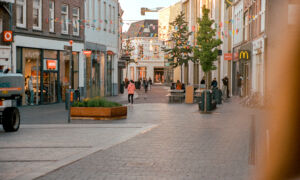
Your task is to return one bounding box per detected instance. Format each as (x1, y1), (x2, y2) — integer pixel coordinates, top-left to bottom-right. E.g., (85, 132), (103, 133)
(127, 80), (136, 104)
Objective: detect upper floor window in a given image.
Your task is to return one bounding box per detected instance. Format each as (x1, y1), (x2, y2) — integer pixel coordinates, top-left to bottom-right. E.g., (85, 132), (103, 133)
(113, 6), (115, 33)
(92, 0), (95, 26)
(33, 0), (42, 30)
(104, 1), (106, 31)
(98, 0), (101, 28)
(49, 1), (54, 32)
(16, 0), (26, 28)
(61, 4), (69, 34)
(73, 8), (80, 36)
(86, 0), (90, 25)
(109, 4), (111, 32)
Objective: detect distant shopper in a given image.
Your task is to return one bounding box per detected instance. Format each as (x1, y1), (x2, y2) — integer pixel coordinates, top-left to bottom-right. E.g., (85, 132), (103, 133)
(222, 75), (230, 98)
(143, 79), (148, 93)
(200, 77), (206, 88)
(148, 77), (152, 90)
(237, 75), (243, 97)
(176, 80), (182, 90)
(211, 78), (218, 89)
(125, 77), (129, 88)
(28, 76), (34, 105)
(128, 80), (136, 104)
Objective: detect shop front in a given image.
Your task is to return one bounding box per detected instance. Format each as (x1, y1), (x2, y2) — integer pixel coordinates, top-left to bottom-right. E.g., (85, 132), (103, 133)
(232, 42), (252, 97)
(154, 67), (165, 83)
(84, 42), (106, 98)
(16, 48), (80, 105)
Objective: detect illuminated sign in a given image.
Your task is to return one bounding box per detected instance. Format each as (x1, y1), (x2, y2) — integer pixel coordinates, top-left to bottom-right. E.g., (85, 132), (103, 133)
(224, 53), (232, 60)
(83, 50), (92, 57)
(3, 31), (13, 42)
(239, 50), (250, 60)
(46, 60), (57, 70)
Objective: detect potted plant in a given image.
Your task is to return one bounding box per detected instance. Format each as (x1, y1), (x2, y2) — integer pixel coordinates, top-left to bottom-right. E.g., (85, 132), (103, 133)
(70, 97), (127, 120)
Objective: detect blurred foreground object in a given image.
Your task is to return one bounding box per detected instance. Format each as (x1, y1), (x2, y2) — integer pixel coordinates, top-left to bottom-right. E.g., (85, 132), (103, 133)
(257, 0), (300, 179)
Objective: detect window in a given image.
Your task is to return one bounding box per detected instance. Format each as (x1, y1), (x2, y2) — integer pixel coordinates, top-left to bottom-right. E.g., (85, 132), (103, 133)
(109, 5), (111, 32)
(86, 0), (90, 25)
(73, 8), (80, 36)
(33, 0), (42, 30)
(98, 0), (101, 28)
(113, 6), (115, 33)
(16, 0), (26, 28)
(61, 4), (69, 34)
(92, 0), (95, 26)
(49, 1), (54, 32)
(104, 1), (106, 31)
(0, 18), (2, 34)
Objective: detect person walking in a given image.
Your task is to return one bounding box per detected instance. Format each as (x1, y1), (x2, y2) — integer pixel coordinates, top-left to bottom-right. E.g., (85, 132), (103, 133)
(211, 78), (218, 89)
(222, 75), (230, 98)
(127, 80), (136, 104)
(237, 75), (243, 97)
(143, 79), (148, 93)
(28, 76), (34, 105)
(148, 77), (152, 91)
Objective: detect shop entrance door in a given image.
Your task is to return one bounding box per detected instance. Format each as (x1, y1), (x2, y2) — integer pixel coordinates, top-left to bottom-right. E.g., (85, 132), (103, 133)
(43, 72), (58, 103)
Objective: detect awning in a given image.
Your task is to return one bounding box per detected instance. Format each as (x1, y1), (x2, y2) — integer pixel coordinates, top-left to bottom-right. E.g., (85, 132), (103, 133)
(107, 50), (114, 55)
(0, 0), (15, 3)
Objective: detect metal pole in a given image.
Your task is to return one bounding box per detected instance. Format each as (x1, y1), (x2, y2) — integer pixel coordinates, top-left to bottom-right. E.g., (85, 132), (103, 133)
(68, 46), (72, 123)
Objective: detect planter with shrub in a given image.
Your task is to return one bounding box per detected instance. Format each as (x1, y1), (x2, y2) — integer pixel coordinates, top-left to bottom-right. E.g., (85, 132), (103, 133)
(70, 97), (127, 120)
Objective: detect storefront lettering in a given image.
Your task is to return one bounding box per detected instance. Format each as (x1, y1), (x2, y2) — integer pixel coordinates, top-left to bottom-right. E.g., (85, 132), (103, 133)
(239, 50), (250, 60)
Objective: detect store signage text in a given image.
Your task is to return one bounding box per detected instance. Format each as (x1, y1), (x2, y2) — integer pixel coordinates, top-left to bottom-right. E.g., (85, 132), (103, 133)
(3, 31), (13, 42)
(46, 60), (57, 70)
(239, 50), (250, 60)
(83, 50), (92, 56)
(224, 53), (232, 60)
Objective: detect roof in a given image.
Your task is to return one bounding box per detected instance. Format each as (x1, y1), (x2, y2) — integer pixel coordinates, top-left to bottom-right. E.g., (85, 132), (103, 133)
(124, 19), (158, 38)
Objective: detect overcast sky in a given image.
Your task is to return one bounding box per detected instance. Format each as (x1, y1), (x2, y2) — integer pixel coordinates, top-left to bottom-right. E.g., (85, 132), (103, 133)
(119, 0), (181, 31)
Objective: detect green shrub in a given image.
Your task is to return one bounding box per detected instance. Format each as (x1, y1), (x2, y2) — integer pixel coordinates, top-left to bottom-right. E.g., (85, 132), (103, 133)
(71, 97), (122, 107)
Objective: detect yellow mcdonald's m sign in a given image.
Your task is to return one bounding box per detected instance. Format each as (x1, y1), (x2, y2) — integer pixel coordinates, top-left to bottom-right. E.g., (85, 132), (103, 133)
(239, 50), (250, 60)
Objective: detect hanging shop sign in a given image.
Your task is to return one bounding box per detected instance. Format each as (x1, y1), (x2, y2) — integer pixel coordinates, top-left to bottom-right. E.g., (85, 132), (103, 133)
(224, 53), (232, 60)
(239, 50), (250, 60)
(83, 50), (92, 57)
(44, 59), (58, 71)
(3, 31), (13, 42)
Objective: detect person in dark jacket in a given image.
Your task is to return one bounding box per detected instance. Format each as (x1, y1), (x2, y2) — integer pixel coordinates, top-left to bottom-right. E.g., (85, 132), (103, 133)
(222, 75), (230, 98)
(211, 78), (218, 89)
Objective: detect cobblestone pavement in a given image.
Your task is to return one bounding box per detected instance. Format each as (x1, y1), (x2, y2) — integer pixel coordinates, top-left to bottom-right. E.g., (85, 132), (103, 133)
(37, 98), (257, 180)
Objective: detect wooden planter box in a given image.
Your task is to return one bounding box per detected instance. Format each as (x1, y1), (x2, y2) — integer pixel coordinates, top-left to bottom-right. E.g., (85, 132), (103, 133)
(70, 106), (127, 120)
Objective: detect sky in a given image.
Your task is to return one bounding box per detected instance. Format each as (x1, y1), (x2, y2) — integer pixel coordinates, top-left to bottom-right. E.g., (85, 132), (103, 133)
(119, 0), (181, 32)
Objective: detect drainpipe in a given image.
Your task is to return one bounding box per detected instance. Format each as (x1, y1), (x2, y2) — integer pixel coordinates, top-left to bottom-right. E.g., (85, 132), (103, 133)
(9, 2), (13, 72)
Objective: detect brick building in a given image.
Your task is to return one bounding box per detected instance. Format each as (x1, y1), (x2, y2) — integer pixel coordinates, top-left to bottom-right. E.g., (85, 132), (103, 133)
(11, 0), (85, 105)
(0, 0), (13, 72)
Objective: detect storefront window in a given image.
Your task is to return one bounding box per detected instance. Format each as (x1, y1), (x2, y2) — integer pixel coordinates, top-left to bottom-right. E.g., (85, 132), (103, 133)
(106, 54), (113, 96)
(60, 51), (71, 101)
(43, 50), (58, 104)
(137, 67), (147, 80)
(23, 48), (41, 105)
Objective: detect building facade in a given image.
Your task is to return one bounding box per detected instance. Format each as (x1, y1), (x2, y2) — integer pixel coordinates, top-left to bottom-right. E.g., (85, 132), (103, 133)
(0, 1), (13, 73)
(12, 0), (85, 105)
(124, 20), (165, 83)
(84, 0), (119, 98)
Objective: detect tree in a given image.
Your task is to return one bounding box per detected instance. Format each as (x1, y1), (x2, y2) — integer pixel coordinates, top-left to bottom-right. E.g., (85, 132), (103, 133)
(194, 6), (222, 112)
(163, 12), (194, 68)
(122, 39), (135, 78)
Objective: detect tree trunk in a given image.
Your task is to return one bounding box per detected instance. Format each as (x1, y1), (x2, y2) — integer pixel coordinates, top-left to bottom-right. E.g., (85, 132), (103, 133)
(204, 72), (209, 112)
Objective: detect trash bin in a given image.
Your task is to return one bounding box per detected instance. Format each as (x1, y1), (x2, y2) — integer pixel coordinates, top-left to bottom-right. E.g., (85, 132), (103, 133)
(212, 88), (222, 104)
(199, 90), (217, 111)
